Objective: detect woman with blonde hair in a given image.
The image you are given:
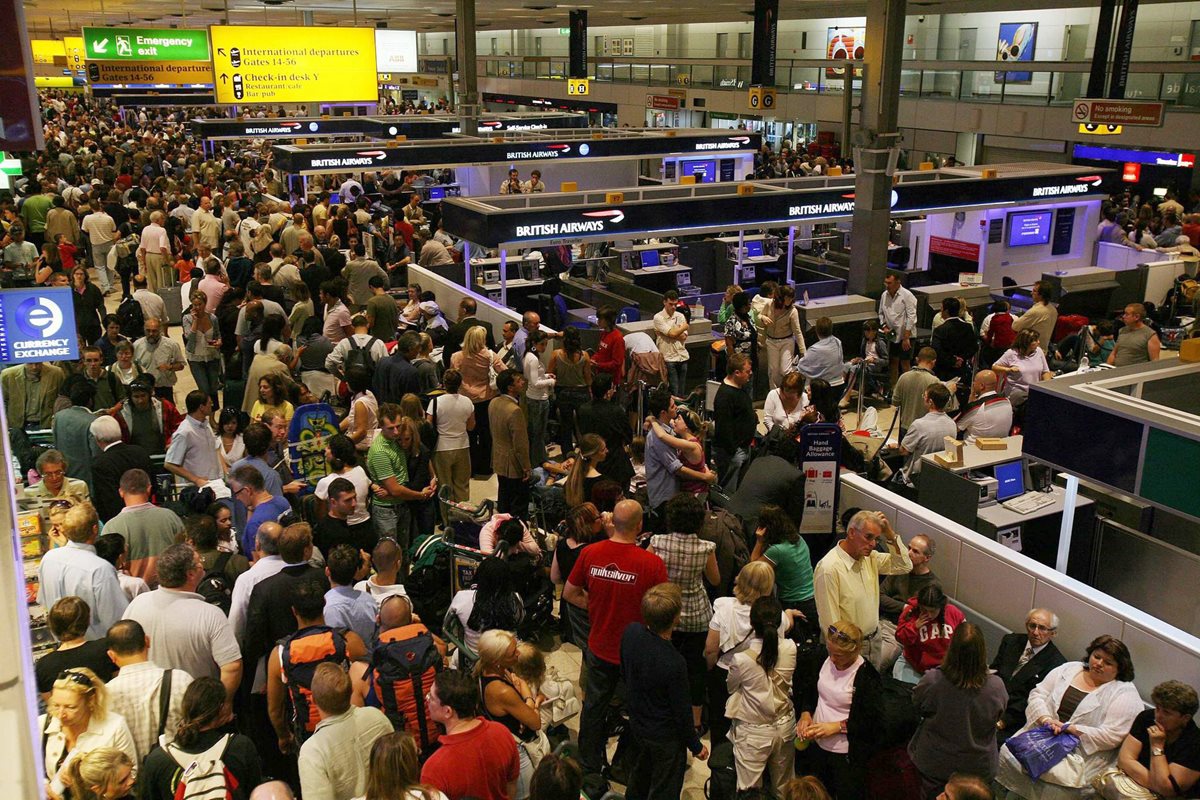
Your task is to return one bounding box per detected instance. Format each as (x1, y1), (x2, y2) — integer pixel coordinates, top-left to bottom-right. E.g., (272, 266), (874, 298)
(450, 325), (508, 476)
(59, 747), (136, 800)
(357, 730), (447, 800)
(796, 620), (884, 800)
(473, 629), (546, 798)
(782, 775), (834, 800)
(397, 415), (438, 540)
(40, 668), (137, 799)
(706, 561), (796, 745)
(563, 434), (607, 508)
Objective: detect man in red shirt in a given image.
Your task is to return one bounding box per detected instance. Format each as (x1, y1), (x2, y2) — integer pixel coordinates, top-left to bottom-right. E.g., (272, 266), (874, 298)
(420, 671), (520, 800)
(591, 305), (626, 387)
(565, 499), (668, 777)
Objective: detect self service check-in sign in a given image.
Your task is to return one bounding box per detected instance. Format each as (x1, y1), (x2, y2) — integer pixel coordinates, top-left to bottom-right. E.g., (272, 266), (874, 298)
(210, 26), (378, 104)
(0, 288), (80, 364)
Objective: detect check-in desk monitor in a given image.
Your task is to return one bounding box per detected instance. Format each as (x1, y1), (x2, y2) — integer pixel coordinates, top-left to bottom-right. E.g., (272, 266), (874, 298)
(640, 249), (661, 268)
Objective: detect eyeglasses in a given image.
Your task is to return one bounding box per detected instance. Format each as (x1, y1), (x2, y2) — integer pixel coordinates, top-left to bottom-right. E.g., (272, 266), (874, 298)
(1026, 622), (1057, 633)
(40, 469), (66, 478)
(827, 626), (855, 645)
(57, 670), (94, 690)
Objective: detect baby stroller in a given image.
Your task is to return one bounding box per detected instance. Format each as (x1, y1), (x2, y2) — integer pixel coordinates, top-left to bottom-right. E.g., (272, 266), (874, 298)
(437, 485), (495, 549)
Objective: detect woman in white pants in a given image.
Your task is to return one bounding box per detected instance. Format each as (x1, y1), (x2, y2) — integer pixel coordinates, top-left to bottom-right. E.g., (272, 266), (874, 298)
(759, 284), (805, 390)
(727, 594), (798, 798)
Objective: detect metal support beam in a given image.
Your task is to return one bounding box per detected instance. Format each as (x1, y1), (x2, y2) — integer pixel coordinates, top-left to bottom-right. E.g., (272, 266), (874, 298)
(455, 0), (479, 137)
(1057, 474), (1080, 573)
(847, 0), (906, 297)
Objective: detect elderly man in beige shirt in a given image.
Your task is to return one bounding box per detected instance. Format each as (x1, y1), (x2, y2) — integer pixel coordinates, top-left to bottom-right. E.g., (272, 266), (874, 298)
(137, 211), (172, 294)
(813, 510), (912, 671)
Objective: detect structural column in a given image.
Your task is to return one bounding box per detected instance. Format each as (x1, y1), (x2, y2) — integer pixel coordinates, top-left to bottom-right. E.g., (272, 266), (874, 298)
(455, 0), (479, 136)
(847, 0), (907, 296)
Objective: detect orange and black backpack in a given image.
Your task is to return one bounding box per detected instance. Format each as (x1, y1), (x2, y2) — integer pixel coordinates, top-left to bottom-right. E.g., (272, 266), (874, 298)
(279, 625), (350, 744)
(366, 623), (443, 754)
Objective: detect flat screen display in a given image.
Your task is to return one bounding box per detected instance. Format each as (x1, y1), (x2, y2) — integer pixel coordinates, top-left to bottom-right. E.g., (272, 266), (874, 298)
(1006, 211), (1053, 247)
(427, 186), (446, 200)
(994, 460), (1025, 502)
(680, 159), (717, 183)
(745, 240), (764, 258)
(640, 249), (661, 268)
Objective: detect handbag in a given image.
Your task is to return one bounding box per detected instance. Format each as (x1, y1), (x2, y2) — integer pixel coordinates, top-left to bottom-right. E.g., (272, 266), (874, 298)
(1004, 724), (1081, 780)
(1092, 768), (1160, 800)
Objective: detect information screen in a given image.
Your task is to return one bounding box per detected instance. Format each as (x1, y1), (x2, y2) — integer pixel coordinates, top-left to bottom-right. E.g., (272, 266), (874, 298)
(640, 249), (661, 267)
(994, 461), (1025, 501)
(680, 159), (716, 183)
(1006, 210), (1053, 247)
(745, 240), (764, 257)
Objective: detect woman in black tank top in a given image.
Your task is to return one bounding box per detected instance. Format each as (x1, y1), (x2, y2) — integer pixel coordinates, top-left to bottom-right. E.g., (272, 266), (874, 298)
(474, 629), (543, 743)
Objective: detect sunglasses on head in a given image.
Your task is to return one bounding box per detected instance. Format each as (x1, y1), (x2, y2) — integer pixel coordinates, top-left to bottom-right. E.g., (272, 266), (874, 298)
(827, 626), (855, 645)
(58, 670), (94, 690)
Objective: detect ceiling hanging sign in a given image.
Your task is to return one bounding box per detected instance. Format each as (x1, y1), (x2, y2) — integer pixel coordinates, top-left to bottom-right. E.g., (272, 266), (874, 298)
(1071, 98), (1164, 127)
(82, 26), (210, 61)
(87, 61), (215, 85)
(374, 29), (417, 74)
(210, 25), (377, 104)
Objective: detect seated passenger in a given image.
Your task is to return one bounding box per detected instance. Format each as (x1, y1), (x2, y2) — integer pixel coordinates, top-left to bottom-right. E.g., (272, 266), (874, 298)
(894, 583), (964, 682)
(1112, 680), (1200, 799)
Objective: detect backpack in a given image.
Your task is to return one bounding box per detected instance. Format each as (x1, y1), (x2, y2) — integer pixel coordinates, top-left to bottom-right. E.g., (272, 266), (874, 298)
(195, 552), (234, 615)
(344, 336), (380, 376)
(367, 625), (443, 753)
(116, 296), (145, 339)
(165, 733), (239, 800)
(704, 741), (738, 800)
(279, 625), (350, 744)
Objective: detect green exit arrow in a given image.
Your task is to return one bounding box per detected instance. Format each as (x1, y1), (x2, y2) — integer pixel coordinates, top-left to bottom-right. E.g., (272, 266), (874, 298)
(82, 26), (211, 61)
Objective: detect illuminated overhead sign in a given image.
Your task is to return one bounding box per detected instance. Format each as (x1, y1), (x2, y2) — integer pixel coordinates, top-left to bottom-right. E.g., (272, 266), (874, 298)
(1073, 144), (1195, 169)
(442, 169), (1117, 247)
(272, 133), (762, 174)
(375, 30), (417, 74)
(82, 26), (210, 61)
(0, 288), (80, 364)
(209, 25), (377, 104)
(30, 39), (64, 64)
(87, 61), (214, 85)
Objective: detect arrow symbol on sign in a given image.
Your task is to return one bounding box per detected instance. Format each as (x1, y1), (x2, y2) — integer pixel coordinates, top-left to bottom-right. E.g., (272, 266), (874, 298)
(549, 144), (571, 152)
(841, 193), (856, 199)
(93, 37), (109, 54)
(582, 209), (625, 224)
(218, 47), (227, 57)
(357, 151), (388, 160)
(729, 136), (751, 144)
(220, 74), (229, 84)
(1075, 175), (1103, 186)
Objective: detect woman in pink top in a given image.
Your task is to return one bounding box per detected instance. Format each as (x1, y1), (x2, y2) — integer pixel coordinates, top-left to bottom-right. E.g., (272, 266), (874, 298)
(796, 619), (884, 800)
(992, 329), (1054, 406)
(450, 325), (508, 477)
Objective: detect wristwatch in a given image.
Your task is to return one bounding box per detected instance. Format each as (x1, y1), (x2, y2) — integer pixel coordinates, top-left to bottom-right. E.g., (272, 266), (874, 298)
(1152, 747), (1166, 757)
(839, 720), (848, 735)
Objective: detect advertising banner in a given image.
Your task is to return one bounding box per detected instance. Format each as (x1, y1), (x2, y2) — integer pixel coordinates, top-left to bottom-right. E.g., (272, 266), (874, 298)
(375, 29), (417, 74)
(826, 27), (865, 79)
(210, 25), (377, 104)
(569, 10), (588, 79)
(799, 423), (841, 535)
(0, 288), (80, 364)
(751, 0), (778, 87)
(1, 0), (44, 152)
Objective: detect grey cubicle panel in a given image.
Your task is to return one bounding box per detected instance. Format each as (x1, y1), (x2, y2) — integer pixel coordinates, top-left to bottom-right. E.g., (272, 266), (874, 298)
(840, 472), (1200, 700)
(1092, 519), (1200, 638)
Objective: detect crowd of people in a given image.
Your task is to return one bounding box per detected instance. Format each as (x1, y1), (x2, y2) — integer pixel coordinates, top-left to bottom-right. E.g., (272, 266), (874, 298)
(7, 92), (1200, 800)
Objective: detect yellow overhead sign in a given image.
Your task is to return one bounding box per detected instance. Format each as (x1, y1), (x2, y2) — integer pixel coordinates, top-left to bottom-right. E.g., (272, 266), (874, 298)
(87, 60), (215, 85)
(209, 25), (377, 104)
(64, 36), (86, 70)
(34, 76), (75, 88)
(31, 40), (65, 65)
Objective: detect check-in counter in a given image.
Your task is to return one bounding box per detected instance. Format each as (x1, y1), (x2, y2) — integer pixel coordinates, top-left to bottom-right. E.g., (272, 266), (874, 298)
(1041, 266), (1120, 318)
(619, 317), (714, 392)
(912, 282), (994, 327)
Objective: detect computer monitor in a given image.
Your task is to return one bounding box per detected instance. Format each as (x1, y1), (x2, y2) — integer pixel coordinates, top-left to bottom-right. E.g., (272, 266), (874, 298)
(745, 240), (764, 258)
(640, 249), (661, 268)
(994, 460), (1026, 502)
(329, 192), (341, 205)
(427, 186), (446, 201)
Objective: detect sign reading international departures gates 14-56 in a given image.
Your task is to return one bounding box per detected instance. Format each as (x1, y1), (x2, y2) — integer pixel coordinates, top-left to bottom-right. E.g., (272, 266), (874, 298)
(82, 27), (211, 61)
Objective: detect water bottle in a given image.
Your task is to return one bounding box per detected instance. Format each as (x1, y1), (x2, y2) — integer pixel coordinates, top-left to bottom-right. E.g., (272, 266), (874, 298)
(617, 312), (628, 325)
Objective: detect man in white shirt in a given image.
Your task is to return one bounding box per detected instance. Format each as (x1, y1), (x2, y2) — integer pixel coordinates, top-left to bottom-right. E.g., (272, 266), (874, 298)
(191, 196), (224, 251)
(105, 619), (194, 762)
(955, 370), (1013, 444)
(325, 314), (390, 379)
(298, 664), (393, 800)
(81, 204), (119, 294)
(653, 290), (690, 398)
(878, 272), (918, 384)
(165, 391), (224, 487)
(38, 503), (129, 640)
(137, 210), (172, 294)
(229, 522), (286, 642)
(895, 383), (957, 485)
(122, 543), (243, 699)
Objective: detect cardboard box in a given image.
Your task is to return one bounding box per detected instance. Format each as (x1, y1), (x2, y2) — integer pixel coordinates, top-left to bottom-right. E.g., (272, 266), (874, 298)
(975, 437), (1008, 451)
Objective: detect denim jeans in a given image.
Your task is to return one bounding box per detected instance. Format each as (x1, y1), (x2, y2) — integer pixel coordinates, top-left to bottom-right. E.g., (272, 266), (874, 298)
(372, 501), (412, 552)
(525, 397), (550, 466)
(666, 360), (688, 398)
(578, 652), (622, 775)
(189, 359), (223, 404)
(91, 241), (115, 292)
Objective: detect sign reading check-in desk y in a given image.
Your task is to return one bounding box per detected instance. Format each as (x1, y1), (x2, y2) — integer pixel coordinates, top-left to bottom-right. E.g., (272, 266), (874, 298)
(209, 26), (378, 104)
(0, 288), (80, 364)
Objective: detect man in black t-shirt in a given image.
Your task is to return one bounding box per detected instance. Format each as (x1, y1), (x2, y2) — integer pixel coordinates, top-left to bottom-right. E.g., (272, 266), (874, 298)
(712, 352), (756, 492)
(313, 478), (376, 558)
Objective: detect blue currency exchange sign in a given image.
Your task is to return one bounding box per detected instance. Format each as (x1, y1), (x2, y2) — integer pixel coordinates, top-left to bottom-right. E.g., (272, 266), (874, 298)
(0, 288), (80, 364)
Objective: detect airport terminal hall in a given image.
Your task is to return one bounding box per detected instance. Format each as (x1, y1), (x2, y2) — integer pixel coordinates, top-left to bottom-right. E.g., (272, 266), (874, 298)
(4, 0), (1200, 798)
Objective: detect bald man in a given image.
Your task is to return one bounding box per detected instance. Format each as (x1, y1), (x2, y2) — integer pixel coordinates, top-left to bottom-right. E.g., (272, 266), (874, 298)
(564, 498), (668, 774)
(955, 369), (1013, 444)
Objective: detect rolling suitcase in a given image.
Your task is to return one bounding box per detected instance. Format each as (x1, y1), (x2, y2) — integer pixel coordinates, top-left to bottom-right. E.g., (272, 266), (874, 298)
(157, 286), (183, 325)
